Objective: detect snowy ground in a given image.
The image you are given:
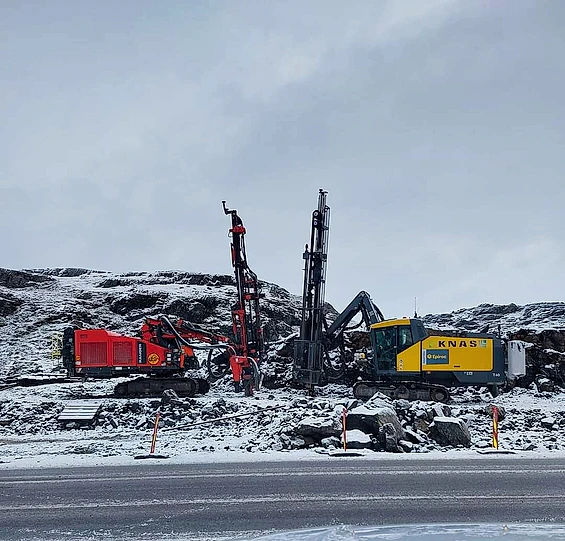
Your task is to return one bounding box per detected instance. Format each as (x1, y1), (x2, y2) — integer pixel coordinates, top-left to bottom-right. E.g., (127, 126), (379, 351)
(2, 268), (565, 471)
(2, 378), (565, 471)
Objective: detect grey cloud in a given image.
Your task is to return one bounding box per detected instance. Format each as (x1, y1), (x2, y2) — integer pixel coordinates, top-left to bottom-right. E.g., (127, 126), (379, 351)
(1, 1), (563, 317)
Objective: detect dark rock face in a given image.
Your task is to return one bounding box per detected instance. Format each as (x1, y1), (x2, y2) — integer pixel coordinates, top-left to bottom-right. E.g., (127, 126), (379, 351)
(97, 278), (133, 288)
(0, 293), (22, 316)
(511, 341), (565, 389)
(0, 269), (53, 288)
(510, 329), (565, 353)
(44, 268), (92, 278)
(178, 273), (234, 287)
(536, 377), (555, 393)
(423, 302), (565, 335)
(110, 294), (163, 315)
(165, 297), (220, 324)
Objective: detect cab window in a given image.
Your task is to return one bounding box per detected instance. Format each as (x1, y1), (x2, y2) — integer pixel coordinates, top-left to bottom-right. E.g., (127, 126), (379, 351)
(398, 326), (413, 353)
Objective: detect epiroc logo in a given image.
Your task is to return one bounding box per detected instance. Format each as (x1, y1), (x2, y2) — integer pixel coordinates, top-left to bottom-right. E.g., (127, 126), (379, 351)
(437, 339), (488, 348)
(425, 349), (449, 364)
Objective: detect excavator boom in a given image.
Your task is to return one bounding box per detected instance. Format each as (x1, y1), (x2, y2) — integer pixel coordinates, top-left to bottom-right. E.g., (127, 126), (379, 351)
(325, 291), (384, 348)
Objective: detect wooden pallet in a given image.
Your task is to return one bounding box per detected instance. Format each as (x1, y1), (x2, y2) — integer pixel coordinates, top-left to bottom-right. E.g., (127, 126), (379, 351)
(58, 401), (102, 423)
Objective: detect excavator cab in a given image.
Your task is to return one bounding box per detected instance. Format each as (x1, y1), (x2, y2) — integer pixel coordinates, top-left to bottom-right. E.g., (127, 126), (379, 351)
(369, 319), (428, 375)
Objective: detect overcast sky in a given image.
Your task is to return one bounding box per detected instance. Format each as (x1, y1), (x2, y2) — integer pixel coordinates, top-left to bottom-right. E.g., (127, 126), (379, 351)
(2, 1), (564, 317)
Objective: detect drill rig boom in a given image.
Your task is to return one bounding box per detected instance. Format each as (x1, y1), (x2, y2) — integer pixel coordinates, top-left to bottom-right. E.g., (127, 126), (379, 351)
(293, 189), (331, 389)
(223, 201), (265, 395)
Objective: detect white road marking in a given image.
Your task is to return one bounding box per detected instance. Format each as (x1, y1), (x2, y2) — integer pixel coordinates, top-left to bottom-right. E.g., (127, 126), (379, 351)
(1, 467), (565, 484)
(0, 493), (563, 512)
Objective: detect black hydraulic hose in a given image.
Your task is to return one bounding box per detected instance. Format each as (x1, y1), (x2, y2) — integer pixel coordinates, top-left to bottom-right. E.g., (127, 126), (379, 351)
(207, 352), (227, 380)
(161, 315), (229, 351)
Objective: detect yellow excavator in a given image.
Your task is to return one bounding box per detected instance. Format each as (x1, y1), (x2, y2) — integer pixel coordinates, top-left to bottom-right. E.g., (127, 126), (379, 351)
(292, 190), (525, 402)
(351, 316), (522, 402)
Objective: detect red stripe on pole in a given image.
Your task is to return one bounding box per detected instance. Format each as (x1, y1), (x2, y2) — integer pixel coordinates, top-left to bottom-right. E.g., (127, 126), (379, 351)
(342, 408), (347, 452)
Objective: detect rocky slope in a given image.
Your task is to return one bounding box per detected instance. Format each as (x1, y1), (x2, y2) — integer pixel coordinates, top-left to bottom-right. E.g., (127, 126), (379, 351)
(423, 302), (565, 334)
(2, 267), (565, 389)
(0, 268), (305, 381)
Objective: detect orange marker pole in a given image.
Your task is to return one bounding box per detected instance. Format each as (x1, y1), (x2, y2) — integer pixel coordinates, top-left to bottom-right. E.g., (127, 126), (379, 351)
(150, 412), (161, 454)
(492, 406), (499, 449)
(342, 408), (347, 452)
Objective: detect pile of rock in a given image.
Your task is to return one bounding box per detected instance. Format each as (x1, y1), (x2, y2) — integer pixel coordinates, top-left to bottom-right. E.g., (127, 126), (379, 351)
(285, 393), (473, 453)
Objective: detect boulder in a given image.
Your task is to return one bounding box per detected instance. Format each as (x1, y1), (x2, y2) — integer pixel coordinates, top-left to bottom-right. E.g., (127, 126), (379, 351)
(429, 417), (471, 447)
(282, 435), (312, 449)
(511, 329), (565, 353)
(347, 398), (405, 442)
(541, 417), (557, 430)
(536, 377), (555, 393)
(294, 415), (341, 441)
(321, 436), (340, 449)
(413, 419), (430, 434)
(486, 404), (506, 421)
(382, 423), (401, 452)
(161, 390), (184, 407)
(431, 403), (452, 418)
(398, 440), (414, 453)
(404, 428), (427, 444)
(344, 429), (372, 450)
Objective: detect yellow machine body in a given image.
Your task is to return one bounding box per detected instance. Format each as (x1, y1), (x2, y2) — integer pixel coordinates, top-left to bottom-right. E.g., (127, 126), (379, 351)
(368, 318), (504, 386)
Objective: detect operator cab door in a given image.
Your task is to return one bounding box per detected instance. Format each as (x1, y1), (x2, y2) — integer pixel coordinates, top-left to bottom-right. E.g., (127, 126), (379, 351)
(373, 323), (415, 374)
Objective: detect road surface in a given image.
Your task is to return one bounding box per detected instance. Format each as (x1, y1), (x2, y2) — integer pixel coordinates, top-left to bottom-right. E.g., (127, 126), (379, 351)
(1, 457), (565, 540)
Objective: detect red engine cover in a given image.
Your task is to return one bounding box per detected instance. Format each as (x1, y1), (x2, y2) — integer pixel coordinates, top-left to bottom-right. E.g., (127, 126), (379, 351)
(74, 329), (175, 374)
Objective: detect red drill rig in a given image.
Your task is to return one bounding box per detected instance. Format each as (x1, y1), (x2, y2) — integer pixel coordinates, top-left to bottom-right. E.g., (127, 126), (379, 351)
(222, 201), (265, 396)
(57, 202), (265, 398)
(61, 316), (232, 397)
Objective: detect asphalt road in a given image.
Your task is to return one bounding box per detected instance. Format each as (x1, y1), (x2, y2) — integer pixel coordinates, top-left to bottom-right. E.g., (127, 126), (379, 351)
(1, 457), (565, 540)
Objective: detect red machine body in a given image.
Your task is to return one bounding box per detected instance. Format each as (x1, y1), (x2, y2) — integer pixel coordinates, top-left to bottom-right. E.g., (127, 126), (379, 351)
(62, 316), (233, 397)
(72, 329), (193, 375)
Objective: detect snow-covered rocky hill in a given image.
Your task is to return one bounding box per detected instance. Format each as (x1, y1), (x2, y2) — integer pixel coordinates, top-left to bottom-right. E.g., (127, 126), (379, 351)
(423, 302), (565, 334)
(0, 267), (305, 381)
(2, 267), (565, 466)
(2, 267), (565, 381)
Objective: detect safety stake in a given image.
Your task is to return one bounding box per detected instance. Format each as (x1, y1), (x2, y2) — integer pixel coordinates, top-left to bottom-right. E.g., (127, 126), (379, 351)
(134, 411), (168, 460)
(492, 406), (499, 449)
(150, 411), (161, 454)
(342, 407), (348, 452)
